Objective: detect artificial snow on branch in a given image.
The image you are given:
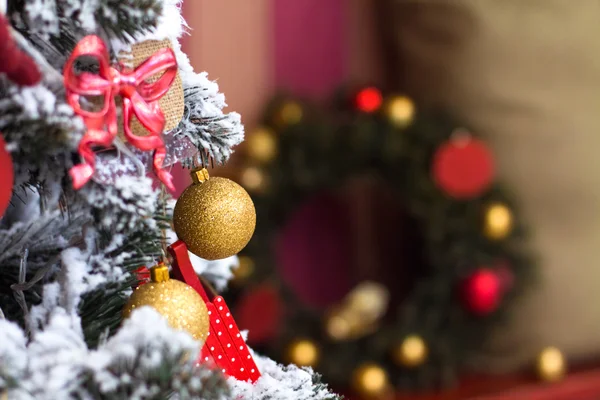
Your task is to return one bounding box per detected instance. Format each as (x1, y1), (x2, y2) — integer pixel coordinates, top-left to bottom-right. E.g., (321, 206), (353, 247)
(74, 176), (170, 347)
(77, 219), (167, 347)
(78, 175), (160, 234)
(0, 81), (83, 192)
(0, 190), (90, 326)
(104, 0), (245, 167)
(0, 316), (28, 394)
(231, 355), (342, 400)
(0, 307), (229, 400)
(173, 79), (244, 166)
(0, 83), (83, 155)
(10, 0), (162, 42)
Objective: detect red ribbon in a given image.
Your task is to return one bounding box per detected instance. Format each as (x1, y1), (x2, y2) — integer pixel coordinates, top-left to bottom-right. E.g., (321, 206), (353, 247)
(64, 35), (177, 191)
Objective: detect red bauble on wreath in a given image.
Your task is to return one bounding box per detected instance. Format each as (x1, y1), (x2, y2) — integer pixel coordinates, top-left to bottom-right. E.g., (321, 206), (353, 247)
(234, 284), (283, 346)
(461, 269), (502, 316)
(0, 133), (14, 219)
(432, 133), (495, 199)
(354, 87), (383, 113)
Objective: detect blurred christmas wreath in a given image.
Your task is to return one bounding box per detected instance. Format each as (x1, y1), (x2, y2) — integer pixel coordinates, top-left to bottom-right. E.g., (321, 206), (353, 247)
(229, 86), (539, 397)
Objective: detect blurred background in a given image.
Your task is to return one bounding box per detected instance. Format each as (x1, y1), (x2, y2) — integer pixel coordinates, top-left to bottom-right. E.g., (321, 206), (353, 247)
(178, 1), (600, 399)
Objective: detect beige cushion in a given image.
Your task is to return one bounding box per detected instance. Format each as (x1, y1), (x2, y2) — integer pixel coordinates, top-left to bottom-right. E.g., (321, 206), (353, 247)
(389, 0), (600, 371)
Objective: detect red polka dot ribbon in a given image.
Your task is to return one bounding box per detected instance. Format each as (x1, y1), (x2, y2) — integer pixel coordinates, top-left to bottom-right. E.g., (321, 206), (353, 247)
(169, 240), (261, 382)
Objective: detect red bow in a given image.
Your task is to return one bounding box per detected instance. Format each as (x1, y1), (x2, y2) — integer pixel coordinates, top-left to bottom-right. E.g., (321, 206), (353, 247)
(64, 35), (177, 191)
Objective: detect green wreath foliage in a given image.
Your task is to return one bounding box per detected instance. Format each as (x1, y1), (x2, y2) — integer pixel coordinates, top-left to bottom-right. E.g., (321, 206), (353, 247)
(235, 89), (536, 391)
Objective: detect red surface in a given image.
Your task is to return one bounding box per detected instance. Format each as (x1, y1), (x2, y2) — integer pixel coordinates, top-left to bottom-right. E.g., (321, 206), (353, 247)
(392, 366), (600, 400)
(474, 370), (600, 400)
(168, 240), (261, 382)
(461, 269), (502, 316)
(432, 136), (495, 199)
(0, 134), (13, 219)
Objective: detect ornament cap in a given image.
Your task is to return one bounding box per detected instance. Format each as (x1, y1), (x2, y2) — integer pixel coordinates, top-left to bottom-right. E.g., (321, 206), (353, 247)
(150, 263), (170, 283)
(190, 167), (210, 184)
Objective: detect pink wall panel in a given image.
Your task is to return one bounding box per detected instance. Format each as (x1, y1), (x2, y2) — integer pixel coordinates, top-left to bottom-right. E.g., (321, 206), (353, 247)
(347, 0), (385, 87)
(182, 0), (382, 127)
(178, 1), (383, 192)
(178, 0), (274, 190)
(273, 0), (347, 98)
(182, 0), (273, 129)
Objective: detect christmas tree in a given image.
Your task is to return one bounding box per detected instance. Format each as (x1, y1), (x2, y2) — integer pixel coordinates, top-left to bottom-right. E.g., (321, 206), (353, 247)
(0, 1), (339, 399)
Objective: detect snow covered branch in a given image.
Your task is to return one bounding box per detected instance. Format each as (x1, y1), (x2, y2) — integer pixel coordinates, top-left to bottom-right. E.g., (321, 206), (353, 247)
(0, 308), (228, 400)
(10, 0), (162, 42)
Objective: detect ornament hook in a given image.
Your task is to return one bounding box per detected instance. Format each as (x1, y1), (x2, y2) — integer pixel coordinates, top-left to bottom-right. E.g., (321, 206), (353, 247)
(190, 167), (210, 184)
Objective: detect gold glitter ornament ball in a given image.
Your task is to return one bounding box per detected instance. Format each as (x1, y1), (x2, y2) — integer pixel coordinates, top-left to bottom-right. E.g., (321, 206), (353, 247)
(122, 264), (209, 341)
(173, 168), (256, 260)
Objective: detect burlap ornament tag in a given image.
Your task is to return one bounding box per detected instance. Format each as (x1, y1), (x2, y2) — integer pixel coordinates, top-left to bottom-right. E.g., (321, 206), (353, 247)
(117, 39), (184, 138)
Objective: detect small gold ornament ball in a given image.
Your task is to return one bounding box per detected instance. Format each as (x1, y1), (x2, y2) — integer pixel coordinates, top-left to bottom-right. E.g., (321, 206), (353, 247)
(275, 100), (303, 126)
(231, 255), (255, 286)
(484, 202), (514, 240)
(240, 166), (269, 194)
(536, 346), (567, 382)
(325, 312), (353, 341)
(352, 363), (390, 398)
(123, 264), (209, 341)
(385, 95), (415, 127)
(394, 335), (428, 368)
(173, 169), (256, 260)
(247, 127), (278, 163)
(286, 339), (320, 367)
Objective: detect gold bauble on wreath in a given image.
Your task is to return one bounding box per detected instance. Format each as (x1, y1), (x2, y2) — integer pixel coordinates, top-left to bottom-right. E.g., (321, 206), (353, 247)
(393, 334), (428, 368)
(231, 255), (255, 286)
(173, 168), (256, 260)
(123, 263), (209, 341)
(246, 127), (278, 164)
(352, 362), (390, 398)
(484, 202), (514, 240)
(274, 100), (303, 126)
(240, 165), (270, 195)
(325, 312), (354, 341)
(384, 95), (415, 127)
(285, 338), (320, 368)
(536, 346), (567, 383)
